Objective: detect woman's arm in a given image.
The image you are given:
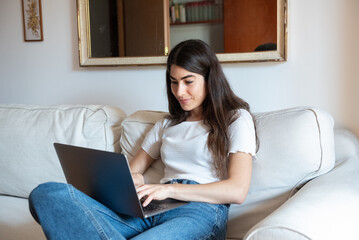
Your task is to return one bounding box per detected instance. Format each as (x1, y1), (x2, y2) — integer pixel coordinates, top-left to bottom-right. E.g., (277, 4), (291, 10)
(137, 151), (252, 206)
(129, 148), (155, 186)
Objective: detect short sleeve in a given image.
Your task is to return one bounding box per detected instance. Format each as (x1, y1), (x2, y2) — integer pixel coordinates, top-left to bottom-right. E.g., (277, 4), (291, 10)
(141, 119), (165, 159)
(228, 109), (257, 158)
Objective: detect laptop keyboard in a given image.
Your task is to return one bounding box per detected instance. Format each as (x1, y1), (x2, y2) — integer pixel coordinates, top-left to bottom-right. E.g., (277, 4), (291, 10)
(141, 200), (166, 212)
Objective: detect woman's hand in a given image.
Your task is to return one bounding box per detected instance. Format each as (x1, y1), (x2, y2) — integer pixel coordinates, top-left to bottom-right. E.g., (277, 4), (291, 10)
(136, 184), (171, 207)
(132, 173), (145, 187)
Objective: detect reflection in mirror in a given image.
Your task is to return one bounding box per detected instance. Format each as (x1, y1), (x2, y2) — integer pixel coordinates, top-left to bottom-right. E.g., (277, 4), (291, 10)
(89, 0), (170, 58)
(169, 0), (224, 53)
(169, 0), (277, 54)
(77, 0), (287, 66)
(89, 0), (119, 57)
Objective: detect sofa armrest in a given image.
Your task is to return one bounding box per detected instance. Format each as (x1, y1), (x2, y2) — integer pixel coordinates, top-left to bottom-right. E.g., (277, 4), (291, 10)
(244, 149), (359, 240)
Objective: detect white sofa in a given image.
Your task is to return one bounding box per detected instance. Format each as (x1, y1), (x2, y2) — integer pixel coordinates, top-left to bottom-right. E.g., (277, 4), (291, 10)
(0, 104), (358, 240)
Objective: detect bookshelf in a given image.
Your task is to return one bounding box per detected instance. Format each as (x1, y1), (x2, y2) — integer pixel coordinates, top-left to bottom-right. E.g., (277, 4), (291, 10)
(169, 0), (223, 26)
(169, 0), (224, 52)
(170, 19), (222, 26)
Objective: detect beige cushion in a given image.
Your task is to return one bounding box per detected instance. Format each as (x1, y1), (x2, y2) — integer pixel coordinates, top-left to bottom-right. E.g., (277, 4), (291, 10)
(120, 110), (167, 184)
(0, 104), (126, 198)
(0, 196), (45, 240)
(119, 107), (335, 239)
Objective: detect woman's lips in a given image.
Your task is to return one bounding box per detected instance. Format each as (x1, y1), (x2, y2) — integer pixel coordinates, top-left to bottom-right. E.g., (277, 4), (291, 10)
(179, 99), (190, 105)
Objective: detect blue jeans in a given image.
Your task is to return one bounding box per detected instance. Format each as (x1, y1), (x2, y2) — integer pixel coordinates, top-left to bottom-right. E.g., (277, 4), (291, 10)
(29, 180), (230, 240)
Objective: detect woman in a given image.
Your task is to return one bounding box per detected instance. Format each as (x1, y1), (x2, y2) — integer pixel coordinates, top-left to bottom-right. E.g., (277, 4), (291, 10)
(29, 39), (257, 240)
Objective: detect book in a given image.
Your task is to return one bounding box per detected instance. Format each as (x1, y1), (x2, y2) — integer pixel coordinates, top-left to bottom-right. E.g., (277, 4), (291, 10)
(180, 4), (186, 23)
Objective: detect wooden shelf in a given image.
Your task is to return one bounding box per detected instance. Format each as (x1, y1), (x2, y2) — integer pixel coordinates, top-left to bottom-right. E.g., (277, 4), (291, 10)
(170, 19), (223, 26)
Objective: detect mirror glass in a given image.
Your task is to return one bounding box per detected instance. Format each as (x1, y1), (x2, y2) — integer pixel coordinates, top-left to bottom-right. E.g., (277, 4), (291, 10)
(77, 0), (287, 66)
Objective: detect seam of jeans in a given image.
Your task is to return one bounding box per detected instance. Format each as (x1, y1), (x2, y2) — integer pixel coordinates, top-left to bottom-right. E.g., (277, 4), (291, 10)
(216, 204), (229, 240)
(152, 212), (163, 227)
(94, 207), (144, 233)
(67, 185), (110, 240)
(198, 204), (220, 240)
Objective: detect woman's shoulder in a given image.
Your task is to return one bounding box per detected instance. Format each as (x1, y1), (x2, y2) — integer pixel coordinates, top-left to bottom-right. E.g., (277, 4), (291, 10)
(153, 117), (174, 130)
(153, 117), (169, 127)
(230, 108), (255, 131)
(234, 108), (253, 121)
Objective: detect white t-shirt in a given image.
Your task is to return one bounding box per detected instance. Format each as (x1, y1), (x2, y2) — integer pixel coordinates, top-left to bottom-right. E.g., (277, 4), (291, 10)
(141, 109), (256, 184)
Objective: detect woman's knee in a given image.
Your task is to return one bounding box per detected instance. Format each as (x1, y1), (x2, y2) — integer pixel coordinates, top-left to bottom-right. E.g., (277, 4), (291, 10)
(28, 182), (70, 212)
(28, 182), (68, 223)
(29, 182), (68, 201)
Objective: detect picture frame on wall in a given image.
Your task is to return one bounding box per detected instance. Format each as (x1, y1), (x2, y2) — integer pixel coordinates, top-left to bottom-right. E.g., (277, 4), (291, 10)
(22, 0), (43, 41)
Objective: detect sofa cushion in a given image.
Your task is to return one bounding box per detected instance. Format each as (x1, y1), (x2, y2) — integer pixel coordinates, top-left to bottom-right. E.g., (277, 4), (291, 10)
(120, 110), (167, 184)
(0, 104), (126, 198)
(227, 107), (335, 239)
(0, 195), (45, 240)
(119, 107), (335, 239)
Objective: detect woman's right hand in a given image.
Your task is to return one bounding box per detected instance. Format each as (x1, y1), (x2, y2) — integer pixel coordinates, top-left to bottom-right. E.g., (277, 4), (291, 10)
(132, 172), (145, 187)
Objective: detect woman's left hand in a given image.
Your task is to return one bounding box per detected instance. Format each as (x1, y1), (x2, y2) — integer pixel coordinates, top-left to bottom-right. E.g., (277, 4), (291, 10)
(136, 184), (171, 207)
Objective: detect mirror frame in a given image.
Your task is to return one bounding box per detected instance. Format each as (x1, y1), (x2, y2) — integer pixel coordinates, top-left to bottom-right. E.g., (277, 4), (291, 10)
(77, 0), (288, 67)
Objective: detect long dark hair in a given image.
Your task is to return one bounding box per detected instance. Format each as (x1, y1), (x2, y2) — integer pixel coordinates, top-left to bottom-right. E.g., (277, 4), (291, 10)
(166, 39), (256, 179)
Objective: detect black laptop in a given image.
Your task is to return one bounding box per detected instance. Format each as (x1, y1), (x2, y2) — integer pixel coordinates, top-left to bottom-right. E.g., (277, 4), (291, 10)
(53, 143), (187, 218)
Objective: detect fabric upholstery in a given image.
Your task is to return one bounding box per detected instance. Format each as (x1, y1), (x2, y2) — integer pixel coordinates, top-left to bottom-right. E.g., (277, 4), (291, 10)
(0, 104), (126, 198)
(120, 110), (167, 184)
(244, 129), (359, 240)
(227, 107), (335, 238)
(0, 196), (45, 240)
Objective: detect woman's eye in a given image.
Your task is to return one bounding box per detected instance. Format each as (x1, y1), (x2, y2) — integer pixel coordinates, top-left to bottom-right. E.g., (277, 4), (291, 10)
(171, 81), (178, 85)
(185, 81), (193, 84)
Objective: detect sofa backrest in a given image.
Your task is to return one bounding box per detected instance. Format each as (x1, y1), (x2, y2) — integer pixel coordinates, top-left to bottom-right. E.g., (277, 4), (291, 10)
(119, 107), (335, 239)
(0, 104), (126, 198)
(120, 110), (168, 184)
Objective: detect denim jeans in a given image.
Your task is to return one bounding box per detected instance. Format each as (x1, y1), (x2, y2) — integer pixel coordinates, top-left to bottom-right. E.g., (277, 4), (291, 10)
(29, 180), (230, 240)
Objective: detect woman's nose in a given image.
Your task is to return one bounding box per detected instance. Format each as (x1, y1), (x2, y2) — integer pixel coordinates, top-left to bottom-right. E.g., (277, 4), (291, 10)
(176, 83), (186, 96)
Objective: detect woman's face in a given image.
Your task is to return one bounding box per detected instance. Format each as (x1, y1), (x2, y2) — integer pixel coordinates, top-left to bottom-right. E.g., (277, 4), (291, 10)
(169, 64), (207, 120)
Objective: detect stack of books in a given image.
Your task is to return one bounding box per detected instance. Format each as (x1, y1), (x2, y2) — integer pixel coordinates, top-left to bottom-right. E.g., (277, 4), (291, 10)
(170, 0), (222, 24)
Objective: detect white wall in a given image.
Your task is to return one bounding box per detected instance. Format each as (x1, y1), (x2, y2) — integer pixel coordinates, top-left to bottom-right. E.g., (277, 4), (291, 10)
(170, 23), (224, 53)
(1, 0), (359, 136)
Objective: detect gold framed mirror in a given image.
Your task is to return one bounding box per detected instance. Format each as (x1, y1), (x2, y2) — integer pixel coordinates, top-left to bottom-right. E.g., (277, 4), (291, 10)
(77, 0), (287, 66)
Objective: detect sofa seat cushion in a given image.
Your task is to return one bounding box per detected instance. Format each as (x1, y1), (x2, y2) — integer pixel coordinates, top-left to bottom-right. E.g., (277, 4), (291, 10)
(0, 104), (126, 198)
(0, 196), (45, 240)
